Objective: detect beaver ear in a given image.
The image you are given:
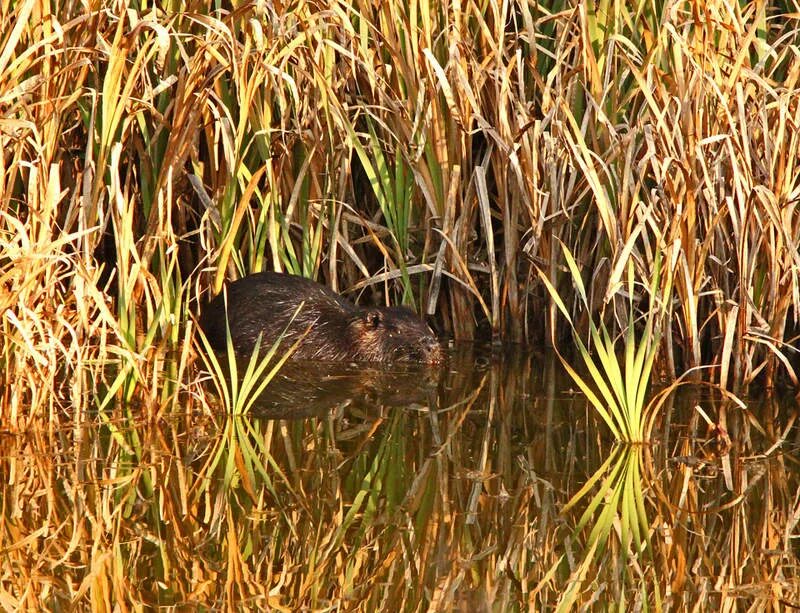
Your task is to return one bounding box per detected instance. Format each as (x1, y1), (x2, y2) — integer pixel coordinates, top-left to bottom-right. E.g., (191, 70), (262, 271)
(364, 310), (382, 328)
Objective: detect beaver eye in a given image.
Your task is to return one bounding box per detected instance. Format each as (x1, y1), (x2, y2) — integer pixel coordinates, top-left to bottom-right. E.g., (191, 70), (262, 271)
(368, 312), (382, 328)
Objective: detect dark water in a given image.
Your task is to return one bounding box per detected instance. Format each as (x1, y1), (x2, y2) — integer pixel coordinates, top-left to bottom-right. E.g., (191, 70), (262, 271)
(2, 346), (799, 610)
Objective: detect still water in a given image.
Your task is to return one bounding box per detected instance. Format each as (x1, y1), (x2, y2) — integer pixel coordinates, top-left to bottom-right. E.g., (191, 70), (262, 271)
(2, 346), (799, 610)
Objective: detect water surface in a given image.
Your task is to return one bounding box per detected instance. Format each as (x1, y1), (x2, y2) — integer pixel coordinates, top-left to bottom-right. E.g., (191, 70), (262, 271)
(2, 347), (798, 610)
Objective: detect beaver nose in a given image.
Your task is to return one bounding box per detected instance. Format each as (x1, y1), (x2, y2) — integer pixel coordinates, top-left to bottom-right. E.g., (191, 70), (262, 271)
(425, 339), (444, 363)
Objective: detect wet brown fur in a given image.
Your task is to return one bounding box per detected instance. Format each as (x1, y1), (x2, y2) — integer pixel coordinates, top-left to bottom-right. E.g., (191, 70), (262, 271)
(200, 272), (443, 364)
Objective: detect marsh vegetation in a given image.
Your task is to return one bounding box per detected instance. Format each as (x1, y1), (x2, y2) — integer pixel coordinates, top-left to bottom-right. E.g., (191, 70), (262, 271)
(2, 0), (800, 608)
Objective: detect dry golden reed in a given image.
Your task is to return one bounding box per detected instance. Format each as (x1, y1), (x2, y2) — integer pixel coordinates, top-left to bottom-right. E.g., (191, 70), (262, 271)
(1, 0), (800, 608)
(2, 1), (798, 421)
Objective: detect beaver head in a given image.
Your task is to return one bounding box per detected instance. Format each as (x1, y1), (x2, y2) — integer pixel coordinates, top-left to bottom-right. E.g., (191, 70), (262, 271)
(347, 307), (443, 364)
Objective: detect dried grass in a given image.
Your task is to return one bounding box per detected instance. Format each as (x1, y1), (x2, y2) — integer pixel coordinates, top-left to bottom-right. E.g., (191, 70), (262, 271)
(2, 0), (800, 608)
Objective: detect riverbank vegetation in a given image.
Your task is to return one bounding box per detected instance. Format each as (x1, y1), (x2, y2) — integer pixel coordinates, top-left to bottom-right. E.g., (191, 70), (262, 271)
(3, 1), (799, 421)
(2, 0), (800, 608)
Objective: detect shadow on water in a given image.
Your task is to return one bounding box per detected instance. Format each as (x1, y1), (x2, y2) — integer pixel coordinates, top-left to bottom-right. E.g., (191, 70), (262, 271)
(240, 360), (442, 419)
(2, 346), (800, 609)
(223, 343), (556, 420)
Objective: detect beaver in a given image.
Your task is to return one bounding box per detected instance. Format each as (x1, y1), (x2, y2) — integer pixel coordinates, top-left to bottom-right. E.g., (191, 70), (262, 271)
(200, 272), (443, 364)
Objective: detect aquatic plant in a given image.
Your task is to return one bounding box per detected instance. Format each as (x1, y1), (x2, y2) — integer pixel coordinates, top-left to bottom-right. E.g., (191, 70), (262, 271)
(2, 0), (800, 608)
(195, 301), (303, 415)
(2, 0), (798, 428)
(539, 238), (676, 442)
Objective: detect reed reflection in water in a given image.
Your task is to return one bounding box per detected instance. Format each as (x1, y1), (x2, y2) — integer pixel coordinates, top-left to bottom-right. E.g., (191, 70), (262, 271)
(1, 348), (798, 610)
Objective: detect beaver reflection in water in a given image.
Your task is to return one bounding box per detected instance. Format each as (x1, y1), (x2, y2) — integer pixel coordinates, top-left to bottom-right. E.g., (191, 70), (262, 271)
(200, 272), (443, 364)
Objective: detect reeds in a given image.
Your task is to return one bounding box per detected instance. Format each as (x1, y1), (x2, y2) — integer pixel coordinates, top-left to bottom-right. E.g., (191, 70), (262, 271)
(194, 301), (304, 415)
(2, 1), (798, 420)
(2, 0), (800, 607)
(539, 238), (676, 442)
